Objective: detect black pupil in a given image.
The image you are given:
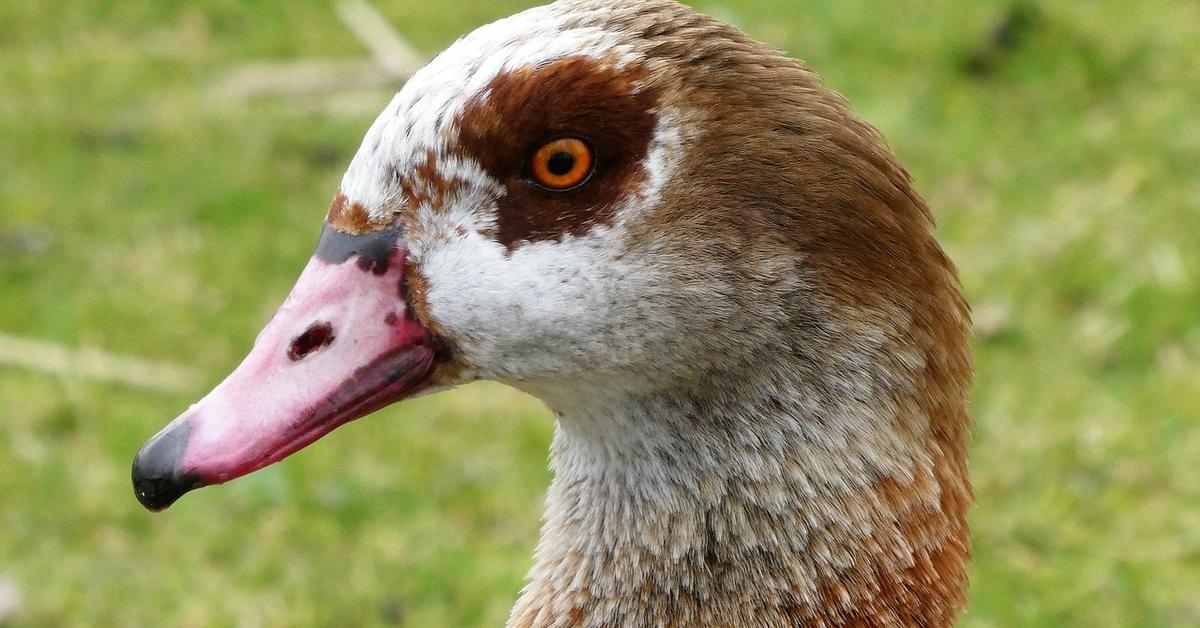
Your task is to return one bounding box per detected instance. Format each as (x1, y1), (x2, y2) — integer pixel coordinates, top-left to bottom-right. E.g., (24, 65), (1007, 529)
(547, 151), (576, 177)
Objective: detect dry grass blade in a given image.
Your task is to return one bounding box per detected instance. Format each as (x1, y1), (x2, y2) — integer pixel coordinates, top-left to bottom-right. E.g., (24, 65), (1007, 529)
(212, 0), (423, 102)
(0, 332), (201, 393)
(336, 0), (425, 77)
(0, 576), (18, 623)
(212, 59), (400, 101)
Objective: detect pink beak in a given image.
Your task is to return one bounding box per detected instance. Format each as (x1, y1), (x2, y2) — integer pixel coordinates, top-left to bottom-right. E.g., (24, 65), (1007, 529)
(132, 224), (437, 511)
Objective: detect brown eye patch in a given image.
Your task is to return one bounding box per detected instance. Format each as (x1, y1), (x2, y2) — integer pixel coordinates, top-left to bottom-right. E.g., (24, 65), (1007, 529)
(456, 55), (660, 250)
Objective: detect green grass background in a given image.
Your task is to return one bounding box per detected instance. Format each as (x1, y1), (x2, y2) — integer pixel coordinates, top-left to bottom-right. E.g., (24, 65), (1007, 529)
(1, 1), (1198, 625)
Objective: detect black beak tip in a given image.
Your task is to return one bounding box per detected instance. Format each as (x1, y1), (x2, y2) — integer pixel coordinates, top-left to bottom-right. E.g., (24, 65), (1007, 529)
(131, 421), (205, 512)
(132, 472), (201, 512)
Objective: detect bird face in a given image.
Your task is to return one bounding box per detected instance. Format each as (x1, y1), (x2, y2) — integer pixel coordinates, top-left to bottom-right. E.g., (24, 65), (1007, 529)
(371, 43), (686, 389)
(134, 0), (962, 512)
(132, 3), (700, 509)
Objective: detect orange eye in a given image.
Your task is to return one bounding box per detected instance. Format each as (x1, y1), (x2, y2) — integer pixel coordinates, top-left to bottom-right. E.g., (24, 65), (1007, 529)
(530, 138), (594, 190)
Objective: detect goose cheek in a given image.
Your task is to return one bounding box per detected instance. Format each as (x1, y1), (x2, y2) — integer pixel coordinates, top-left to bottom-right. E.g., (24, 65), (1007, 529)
(132, 224), (436, 511)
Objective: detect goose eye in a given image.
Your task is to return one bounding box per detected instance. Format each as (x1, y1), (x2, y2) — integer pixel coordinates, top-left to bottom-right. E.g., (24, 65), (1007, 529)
(530, 138), (594, 190)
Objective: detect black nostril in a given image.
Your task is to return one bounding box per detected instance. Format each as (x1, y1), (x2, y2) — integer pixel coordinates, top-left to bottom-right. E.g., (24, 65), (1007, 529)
(289, 322), (335, 362)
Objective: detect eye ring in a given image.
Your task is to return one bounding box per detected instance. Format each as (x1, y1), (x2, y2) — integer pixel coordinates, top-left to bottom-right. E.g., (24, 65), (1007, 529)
(529, 138), (594, 190)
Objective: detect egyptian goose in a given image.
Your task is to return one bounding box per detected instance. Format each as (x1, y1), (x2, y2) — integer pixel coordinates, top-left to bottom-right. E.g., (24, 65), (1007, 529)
(133, 1), (973, 625)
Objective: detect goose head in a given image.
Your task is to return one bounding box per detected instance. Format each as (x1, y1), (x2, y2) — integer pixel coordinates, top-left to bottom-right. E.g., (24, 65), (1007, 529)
(134, 0), (971, 623)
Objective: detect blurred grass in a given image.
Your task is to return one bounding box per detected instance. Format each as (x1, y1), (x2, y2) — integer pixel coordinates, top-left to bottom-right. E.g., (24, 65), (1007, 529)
(1, 1), (1198, 625)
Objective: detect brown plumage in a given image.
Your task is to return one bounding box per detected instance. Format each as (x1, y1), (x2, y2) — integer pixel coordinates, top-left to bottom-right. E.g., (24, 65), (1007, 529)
(498, 3), (973, 625)
(133, 1), (972, 625)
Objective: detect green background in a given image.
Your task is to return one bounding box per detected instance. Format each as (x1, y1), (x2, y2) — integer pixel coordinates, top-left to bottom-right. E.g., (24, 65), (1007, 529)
(1, 1), (1198, 625)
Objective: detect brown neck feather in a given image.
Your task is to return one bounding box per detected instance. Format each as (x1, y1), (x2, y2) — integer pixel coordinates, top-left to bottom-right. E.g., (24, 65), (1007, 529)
(508, 331), (970, 627)
(507, 2), (972, 625)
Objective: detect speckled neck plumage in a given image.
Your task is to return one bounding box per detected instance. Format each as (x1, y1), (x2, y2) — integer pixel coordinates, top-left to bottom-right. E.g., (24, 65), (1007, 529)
(507, 322), (969, 627)
(127, 0), (974, 620)
(496, 4), (971, 624)
(332, 0), (973, 625)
